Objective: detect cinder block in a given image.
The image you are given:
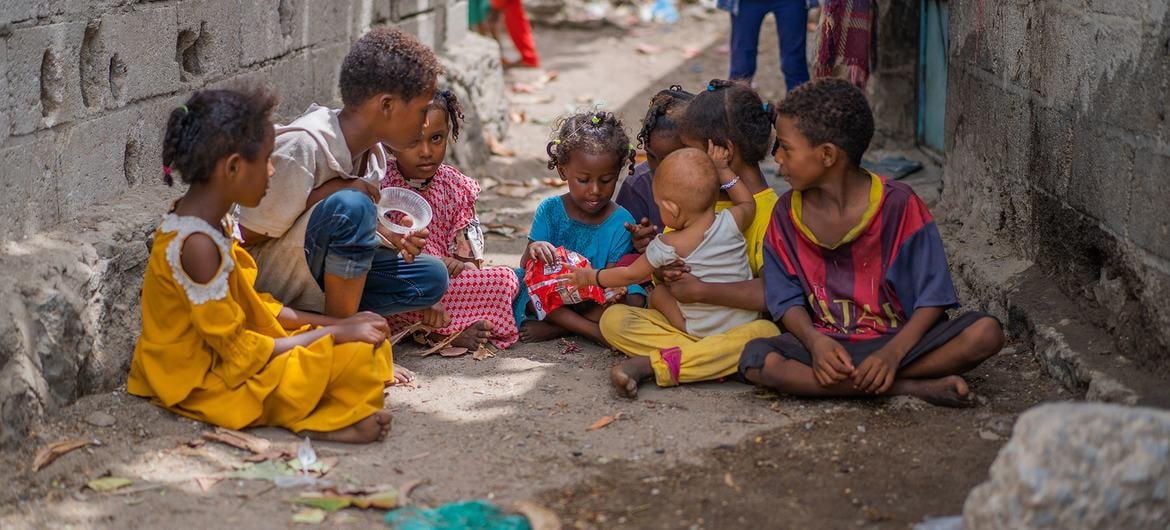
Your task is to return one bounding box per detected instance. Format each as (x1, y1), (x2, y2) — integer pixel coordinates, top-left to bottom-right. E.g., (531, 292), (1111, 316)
(1034, 3), (1142, 112)
(126, 95), (186, 187)
(240, 0), (289, 66)
(1, 0), (66, 24)
(1085, 0), (1144, 20)
(0, 39), (10, 144)
(0, 132), (60, 241)
(56, 107), (139, 217)
(176, 0), (246, 82)
(309, 42), (348, 108)
(302, 0), (354, 47)
(266, 51), (316, 120)
(5, 22), (87, 135)
(350, 0), (396, 38)
(1064, 127), (1135, 235)
(1127, 152), (1170, 259)
(397, 11), (437, 50)
(100, 5), (182, 103)
(393, 0), (437, 21)
(442, 0), (469, 52)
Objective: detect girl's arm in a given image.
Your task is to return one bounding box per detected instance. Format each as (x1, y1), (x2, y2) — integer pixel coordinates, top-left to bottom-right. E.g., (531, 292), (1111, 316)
(276, 306), (341, 329)
(708, 141), (756, 231)
(666, 275), (766, 312)
(271, 313), (390, 358)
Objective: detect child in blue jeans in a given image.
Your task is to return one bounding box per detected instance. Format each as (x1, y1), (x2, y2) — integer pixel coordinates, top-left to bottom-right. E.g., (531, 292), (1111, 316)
(720, 0), (811, 91)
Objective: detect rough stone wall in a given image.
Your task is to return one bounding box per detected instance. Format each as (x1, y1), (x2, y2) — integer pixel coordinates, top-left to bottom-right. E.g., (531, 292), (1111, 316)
(942, 1), (1170, 374)
(0, 0), (504, 447)
(869, 0), (920, 148)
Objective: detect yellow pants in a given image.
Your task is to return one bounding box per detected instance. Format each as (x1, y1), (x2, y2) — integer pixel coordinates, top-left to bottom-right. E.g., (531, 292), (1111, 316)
(599, 305), (780, 387)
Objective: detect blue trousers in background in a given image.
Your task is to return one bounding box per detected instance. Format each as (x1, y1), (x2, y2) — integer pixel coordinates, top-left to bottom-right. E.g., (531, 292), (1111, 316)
(728, 0), (810, 91)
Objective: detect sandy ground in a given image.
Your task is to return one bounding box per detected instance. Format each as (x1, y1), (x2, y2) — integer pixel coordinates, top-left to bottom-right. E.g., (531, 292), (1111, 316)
(1, 14), (1068, 530)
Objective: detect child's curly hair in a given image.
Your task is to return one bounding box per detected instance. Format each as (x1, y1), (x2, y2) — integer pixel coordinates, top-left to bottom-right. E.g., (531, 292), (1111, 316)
(161, 82), (279, 186)
(546, 110), (635, 175)
(636, 85), (694, 150)
(339, 27), (443, 106)
(429, 89), (465, 142)
(776, 78), (874, 166)
(678, 79), (776, 164)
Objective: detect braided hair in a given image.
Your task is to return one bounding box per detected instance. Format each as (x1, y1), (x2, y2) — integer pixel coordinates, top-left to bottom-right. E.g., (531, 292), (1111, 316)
(546, 110), (635, 175)
(636, 84), (694, 150)
(428, 89), (465, 142)
(678, 79), (777, 164)
(161, 82), (278, 186)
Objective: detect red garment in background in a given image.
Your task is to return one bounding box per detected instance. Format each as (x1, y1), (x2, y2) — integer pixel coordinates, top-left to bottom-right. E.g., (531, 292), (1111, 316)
(492, 0), (540, 67)
(814, 0), (876, 89)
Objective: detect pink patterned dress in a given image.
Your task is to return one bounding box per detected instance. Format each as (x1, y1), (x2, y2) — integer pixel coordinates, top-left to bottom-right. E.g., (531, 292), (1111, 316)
(382, 162), (521, 348)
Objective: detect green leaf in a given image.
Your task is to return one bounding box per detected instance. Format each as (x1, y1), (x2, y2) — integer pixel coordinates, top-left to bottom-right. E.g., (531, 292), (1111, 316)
(228, 460), (294, 481)
(351, 489), (398, 510)
(293, 494), (352, 512)
(291, 508), (327, 524)
(86, 477), (132, 492)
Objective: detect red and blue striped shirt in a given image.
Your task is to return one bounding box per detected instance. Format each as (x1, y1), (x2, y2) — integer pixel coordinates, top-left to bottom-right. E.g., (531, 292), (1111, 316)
(763, 173), (958, 342)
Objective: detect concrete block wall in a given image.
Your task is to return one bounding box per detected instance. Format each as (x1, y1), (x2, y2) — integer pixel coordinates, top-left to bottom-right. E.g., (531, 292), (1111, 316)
(942, 1), (1170, 374)
(0, 0), (504, 447)
(0, 0), (476, 243)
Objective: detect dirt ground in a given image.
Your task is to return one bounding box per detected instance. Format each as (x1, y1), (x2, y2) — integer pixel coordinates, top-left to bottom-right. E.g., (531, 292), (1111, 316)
(2, 15), (1069, 530)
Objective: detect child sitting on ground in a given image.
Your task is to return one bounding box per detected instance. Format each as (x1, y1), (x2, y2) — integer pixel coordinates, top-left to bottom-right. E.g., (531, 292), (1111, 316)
(568, 144), (757, 338)
(127, 84), (394, 444)
(515, 110), (648, 346)
(739, 78), (1004, 407)
(382, 90), (521, 349)
(616, 84), (694, 254)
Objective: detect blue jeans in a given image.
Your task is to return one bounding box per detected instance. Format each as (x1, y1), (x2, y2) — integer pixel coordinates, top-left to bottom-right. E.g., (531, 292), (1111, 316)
(304, 189), (448, 315)
(729, 0), (810, 91)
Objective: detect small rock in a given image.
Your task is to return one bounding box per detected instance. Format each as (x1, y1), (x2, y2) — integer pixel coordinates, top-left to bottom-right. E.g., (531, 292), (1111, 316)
(804, 421), (814, 430)
(655, 448), (665, 454)
(85, 411), (116, 427)
(978, 430), (1001, 441)
(597, 457), (611, 465)
(856, 425), (866, 433)
(571, 451), (583, 457)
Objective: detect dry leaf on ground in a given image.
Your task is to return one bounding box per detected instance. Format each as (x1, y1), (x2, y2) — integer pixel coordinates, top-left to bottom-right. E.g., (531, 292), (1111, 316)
(438, 347), (469, 357)
(33, 439), (99, 472)
(201, 428), (290, 460)
(472, 345), (496, 360)
(636, 42), (663, 55)
(195, 476), (222, 492)
(86, 477), (133, 492)
(587, 416), (615, 431)
(513, 501), (562, 530)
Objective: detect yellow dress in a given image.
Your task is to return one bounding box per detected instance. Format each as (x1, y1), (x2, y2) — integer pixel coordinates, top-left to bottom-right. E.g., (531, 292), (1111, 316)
(127, 213), (393, 433)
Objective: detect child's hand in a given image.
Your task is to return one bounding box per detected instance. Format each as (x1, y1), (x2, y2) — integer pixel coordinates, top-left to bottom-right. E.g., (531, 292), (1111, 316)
(654, 259), (692, 284)
(421, 303), (451, 329)
(707, 140), (732, 172)
(527, 241), (557, 265)
(564, 265), (596, 287)
(663, 272), (705, 303)
(852, 348), (900, 394)
(604, 285), (628, 305)
(808, 334), (854, 387)
(442, 256), (468, 278)
(331, 312), (390, 345)
(624, 218), (657, 254)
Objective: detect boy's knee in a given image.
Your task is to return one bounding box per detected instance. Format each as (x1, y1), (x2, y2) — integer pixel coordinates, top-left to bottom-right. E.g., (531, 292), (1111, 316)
(966, 316), (1005, 361)
(413, 255), (449, 306)
(320, 188), (377, 220)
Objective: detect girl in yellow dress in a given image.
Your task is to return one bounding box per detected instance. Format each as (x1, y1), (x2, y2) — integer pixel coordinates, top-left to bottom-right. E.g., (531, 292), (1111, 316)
(127, 84), (394, 443)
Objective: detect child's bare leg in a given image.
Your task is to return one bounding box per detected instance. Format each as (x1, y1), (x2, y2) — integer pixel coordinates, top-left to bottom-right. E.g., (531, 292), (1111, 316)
(559, 304), (609, 347)
(744, 353), (977, 408)
(649, 284), (687, 332)
(299, 410), (392, 444)
(610, 357), (654, 399)
(897, 316), (1005, 378)
(520, 305), (607, 346)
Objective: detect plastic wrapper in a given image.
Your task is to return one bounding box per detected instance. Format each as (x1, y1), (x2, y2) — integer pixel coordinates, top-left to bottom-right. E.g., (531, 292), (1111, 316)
(524, 247), (610, 320)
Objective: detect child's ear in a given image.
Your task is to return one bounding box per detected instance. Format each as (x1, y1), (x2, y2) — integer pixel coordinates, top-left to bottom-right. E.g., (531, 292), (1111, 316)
(661, 199), (681, 220)
(224, 153), (243, 179)
(819, 143), (839, 167)
(556, 164), (567, 181)
(380, 94), (397, 116)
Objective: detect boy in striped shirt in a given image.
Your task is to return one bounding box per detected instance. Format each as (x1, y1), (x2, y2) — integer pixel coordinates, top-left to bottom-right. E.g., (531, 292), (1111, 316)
(739, 79), (1004, 407)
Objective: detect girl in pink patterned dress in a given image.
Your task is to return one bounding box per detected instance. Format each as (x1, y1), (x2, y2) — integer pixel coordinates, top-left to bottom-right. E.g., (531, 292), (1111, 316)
(381, 90), (520, 349)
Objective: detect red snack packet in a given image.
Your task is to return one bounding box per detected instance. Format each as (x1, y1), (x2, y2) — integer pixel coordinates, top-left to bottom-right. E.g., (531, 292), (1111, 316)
(524, 247), (608, 320)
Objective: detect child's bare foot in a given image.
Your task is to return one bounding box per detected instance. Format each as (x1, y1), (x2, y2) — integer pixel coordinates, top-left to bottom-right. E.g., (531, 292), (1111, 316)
(610, 357), (654, 399)
(389, 365), (415, 386)
(519, 320), (571, 343)
(300, 410), (392, 444)
(891, 375), (977, 408)
(450, 320), (493, 349)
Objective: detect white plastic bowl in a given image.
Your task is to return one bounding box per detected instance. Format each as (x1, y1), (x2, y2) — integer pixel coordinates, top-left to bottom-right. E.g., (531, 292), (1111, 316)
(377, 187), (433, 234)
